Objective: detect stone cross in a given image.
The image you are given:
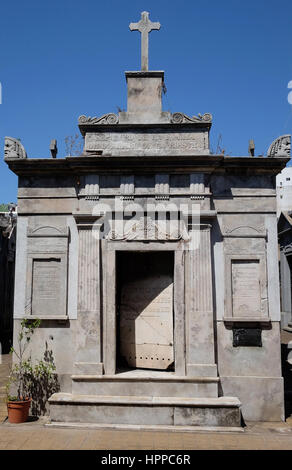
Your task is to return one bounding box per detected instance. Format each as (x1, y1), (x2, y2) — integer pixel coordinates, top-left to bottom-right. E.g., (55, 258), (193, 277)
(129, 11), (161, 71)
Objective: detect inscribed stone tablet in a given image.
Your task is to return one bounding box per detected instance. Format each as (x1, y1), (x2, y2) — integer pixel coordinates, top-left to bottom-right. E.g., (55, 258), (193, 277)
(32, 259), (61, 316)
(232, 260), (261, 317)
(85, 129), (206, 154)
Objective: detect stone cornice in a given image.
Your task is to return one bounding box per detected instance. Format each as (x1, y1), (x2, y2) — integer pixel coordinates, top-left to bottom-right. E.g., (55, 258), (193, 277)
(78, 120), (212, 136)
(5, 154), (288, 176)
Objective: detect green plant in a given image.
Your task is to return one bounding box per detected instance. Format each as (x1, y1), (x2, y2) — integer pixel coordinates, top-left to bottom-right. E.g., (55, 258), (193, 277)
(6, 318), (60, 415)
(7, 318), (41, 401)
(0, 203), (9, 212)
(28, 350), (60, 416)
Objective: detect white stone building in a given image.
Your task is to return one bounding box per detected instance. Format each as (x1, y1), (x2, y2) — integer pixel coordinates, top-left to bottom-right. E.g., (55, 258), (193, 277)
(3, 12), (290, 428)
(277, 166), (292, 216)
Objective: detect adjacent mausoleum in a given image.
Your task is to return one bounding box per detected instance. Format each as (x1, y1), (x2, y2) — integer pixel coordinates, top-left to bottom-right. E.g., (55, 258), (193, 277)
(4, 12), (290, 427)
(0, 206), (16, 353)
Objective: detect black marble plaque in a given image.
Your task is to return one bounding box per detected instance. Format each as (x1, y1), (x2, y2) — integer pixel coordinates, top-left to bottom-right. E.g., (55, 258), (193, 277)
(233, 328), (262, 347)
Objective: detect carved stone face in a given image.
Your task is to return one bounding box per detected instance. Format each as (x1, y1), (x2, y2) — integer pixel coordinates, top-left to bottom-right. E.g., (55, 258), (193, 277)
(4, 137), (26, 159)
(4, 139), (18, 159)
(280, 137), (291, 156)
(268, 135), (291, 157)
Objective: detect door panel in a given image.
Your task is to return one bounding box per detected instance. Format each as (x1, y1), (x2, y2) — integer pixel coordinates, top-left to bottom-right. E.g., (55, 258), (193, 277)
(118, 252), (174, 370)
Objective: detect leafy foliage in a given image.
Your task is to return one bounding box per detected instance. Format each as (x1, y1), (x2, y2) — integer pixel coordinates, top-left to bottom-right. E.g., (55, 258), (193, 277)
(6, 318), (60, 415)
(0, 204), (9, 212)
(7, 318), (41, 400)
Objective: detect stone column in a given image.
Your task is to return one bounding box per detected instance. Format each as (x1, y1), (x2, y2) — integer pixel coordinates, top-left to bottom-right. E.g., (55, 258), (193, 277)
(281, 250), (292, 314)
(74, 216), (103, 375)
(103, 247), (116, 375)
(185, 224), (217, 377)
(174, 249), (185, 376)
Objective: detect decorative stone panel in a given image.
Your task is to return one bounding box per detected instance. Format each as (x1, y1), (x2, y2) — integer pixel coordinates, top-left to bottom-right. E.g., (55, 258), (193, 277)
(224, 237), (269, 323)
(78, 175), (100, 200)
(155, 174), (169, 200)
(190, 173), (205, 200)
(120, 175), (134, 200)
(26, 226), (69, 319)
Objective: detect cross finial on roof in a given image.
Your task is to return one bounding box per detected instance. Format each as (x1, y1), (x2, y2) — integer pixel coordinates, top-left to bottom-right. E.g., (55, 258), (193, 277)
(129, 11), (161, 71)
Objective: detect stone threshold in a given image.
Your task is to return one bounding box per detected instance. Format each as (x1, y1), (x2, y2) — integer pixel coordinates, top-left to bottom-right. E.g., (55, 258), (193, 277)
(46, 421), (244, 433)
(71, 374), (219, 383)
(49, 393), (240, 408)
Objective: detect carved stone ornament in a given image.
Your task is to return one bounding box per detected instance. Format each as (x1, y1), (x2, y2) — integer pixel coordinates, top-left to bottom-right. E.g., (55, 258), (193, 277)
(4, 137), (27, 160)
(108, 216), (189, 241)
(27, 225), (69, 237)
(267, 134), (291, 158)
(171, 112), (212, 124)
(222, 225), (266, 237)
(78, 113), (119, 125)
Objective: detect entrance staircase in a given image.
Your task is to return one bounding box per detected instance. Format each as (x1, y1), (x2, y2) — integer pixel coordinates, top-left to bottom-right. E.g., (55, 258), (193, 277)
(49, 370), (242, 429)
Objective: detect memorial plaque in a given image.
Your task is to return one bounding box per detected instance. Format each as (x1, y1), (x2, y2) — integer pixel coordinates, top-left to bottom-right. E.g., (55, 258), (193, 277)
(119, 274), (174, 370)
(233, 328), (262, 347)
(31, 258), (61, 316)
(85, 129), (206, 154)
(232, 260), (261, 317)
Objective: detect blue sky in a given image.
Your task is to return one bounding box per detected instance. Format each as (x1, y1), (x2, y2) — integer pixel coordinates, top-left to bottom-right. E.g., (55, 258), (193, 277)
(0, 0), (292, 202)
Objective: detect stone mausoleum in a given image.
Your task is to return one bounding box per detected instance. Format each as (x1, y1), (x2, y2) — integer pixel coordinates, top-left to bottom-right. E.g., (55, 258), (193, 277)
(4, 13), (290, 427)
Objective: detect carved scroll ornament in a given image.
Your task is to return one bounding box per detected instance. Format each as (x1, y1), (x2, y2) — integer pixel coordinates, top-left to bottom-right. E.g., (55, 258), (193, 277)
(171, 112), (212, 124)
(78, 113), (119, 125)
(108, 216), (189, 241)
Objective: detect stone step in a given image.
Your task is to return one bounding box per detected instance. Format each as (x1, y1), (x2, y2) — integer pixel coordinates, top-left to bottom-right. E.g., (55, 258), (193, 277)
(46, 422), (244, 433)
(49, 393), (242, 428)
(283, 323), (292, 333)
(71, 374), (219, 398)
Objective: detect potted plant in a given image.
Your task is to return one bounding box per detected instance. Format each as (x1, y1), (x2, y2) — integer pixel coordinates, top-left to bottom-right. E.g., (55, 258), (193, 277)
(6, 318), (41, 423)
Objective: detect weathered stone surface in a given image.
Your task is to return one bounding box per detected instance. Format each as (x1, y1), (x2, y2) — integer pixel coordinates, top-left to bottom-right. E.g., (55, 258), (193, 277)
(185, 225), (215, 370)
(13, 318), (76, 392)
(267, 135), (291, 158)
(49, 393), (241, 427)
(5, 12), (287, 426)
(84, 128), (209, 155)
(4, 137), (27, 160)
(217, 321), (282, 377)
(25, 222), (69, 318)
(129, 11), (160, 72)
(173, 406), (241, 427)
(231, 260), (261, 317)
(126, 74), (163, 114)
(71, 374), (219, 397)
(32, 259), (63, 316)
(220, 376), (284, 422)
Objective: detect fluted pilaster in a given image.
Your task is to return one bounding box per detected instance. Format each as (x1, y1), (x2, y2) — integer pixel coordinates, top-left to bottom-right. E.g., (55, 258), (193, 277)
(78, 228), (100, 311)
(186, 224), (216, 377)
(74, 215), (103, 373)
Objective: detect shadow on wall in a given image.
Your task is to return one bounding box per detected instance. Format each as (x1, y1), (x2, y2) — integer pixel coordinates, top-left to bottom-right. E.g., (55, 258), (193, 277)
(28, 342), (60, 417)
